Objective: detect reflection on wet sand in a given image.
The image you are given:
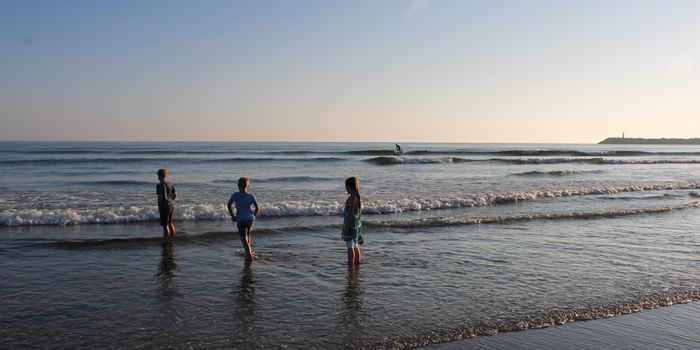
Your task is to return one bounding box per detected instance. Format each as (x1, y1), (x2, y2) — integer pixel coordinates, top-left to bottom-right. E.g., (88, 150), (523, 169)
(341, 266), (364, 347)
(156, 241), (177, 297)
(232, 260), (260, 347)
(153, 241), (184, 343)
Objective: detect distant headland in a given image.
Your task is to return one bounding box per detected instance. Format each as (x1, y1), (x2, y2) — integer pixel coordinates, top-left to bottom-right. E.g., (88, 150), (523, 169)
(599, 137), (700, 145)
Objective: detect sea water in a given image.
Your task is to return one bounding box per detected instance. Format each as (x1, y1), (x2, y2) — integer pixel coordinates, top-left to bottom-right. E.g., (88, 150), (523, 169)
(1, 142), (699, 348)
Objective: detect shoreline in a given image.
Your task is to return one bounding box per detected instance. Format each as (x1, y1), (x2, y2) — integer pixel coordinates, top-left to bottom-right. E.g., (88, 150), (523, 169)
(425, 301), (700, 349)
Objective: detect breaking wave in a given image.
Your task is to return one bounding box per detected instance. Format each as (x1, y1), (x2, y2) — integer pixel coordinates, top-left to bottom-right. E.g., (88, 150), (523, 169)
(364, 202), (700, 228)
(2, 182), (698, 226)
(365, 156), (473, 165)
(512, 170), (602, 177)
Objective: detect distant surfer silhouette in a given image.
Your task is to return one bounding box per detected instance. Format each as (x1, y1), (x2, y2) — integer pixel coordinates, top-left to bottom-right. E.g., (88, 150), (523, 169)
(394, 144), (403, 155)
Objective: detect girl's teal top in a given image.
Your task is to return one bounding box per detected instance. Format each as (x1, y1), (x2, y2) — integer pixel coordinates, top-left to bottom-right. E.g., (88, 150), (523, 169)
(341, 196), (362, 242)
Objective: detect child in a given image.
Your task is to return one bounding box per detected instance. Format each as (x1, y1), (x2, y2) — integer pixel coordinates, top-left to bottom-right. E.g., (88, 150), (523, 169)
(342, 177), (362, 266)
(156, 168), (177, 238)
(227, 177), (260, 261)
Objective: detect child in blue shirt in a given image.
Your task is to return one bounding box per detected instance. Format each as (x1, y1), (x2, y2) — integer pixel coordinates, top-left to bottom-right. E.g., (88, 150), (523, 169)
(227, 177), (260, 261)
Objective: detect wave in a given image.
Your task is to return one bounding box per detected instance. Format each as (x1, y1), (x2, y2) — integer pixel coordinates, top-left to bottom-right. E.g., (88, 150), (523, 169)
(479, 158), (700, 165)
(492, 158), (700, 165)
(32, 203), (700, 248)
(8, 146), (700, 157)
(377, 290), (700, 348)
(364, 156), (700, 166)
(1, 156), (347, 166)
(214, 176), (337, 184)
(365, 156), (473, 165)
(602, 193), (682, 201)
(2, 182), (698, 226)
(350, 149), (700, 157)
(74, 180), (153, 186)
(5, 155), (699, 167)
(512, 170), (602, 177)
(344, 150), (397, 156)
(13, 149), (240, 155)
(364, 202), (700, 228)
(481, 150), (700, 157)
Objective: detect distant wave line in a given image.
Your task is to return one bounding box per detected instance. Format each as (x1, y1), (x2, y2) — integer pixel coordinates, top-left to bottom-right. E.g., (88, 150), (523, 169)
(0, 156), (347, 165)
(8, 148), (700, 157)
(349, 149), (700, 157)
(365, 156), (700, 165)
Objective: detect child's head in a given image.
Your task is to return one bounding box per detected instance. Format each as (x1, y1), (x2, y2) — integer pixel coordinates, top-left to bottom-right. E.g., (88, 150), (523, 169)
(238, 176), (250, 191)
(345, 177), (359, 195)
(157, 168), (168, 182)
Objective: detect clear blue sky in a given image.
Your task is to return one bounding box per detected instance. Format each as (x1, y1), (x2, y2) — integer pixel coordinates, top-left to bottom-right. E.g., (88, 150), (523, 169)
(1, 0), (698, 142)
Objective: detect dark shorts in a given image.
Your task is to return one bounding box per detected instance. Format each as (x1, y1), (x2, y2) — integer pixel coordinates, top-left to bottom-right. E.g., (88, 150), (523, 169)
(237, 219), (254, 235)
(159, 203), (174, 226)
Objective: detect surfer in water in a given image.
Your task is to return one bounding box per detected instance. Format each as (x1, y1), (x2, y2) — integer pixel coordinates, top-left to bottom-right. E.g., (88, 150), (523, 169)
(394, 144), (403, 155)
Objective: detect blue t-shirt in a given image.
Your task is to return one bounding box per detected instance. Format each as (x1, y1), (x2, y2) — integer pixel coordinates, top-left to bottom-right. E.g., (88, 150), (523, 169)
(228, 192), (258, 222)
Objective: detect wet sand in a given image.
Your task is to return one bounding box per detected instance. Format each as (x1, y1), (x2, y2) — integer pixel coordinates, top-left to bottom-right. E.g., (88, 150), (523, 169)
(426, 301), (700, 349)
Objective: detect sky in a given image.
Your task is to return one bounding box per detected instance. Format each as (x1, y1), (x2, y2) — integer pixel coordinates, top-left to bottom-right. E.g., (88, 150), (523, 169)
(1, 0), (699, 143)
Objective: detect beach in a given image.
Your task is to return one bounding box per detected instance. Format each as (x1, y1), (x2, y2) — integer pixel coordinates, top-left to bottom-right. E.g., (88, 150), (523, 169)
(1, 142), (699, 348)
(428, 302), (700, 349)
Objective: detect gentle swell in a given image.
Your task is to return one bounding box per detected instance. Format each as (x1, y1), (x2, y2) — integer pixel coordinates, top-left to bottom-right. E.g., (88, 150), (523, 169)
(214, 176), (336, 184)
(365, 157), (700, 166)
(1, 156), (346, 166)
(491, 158), (700, 165)
(349, 149), (700, 157)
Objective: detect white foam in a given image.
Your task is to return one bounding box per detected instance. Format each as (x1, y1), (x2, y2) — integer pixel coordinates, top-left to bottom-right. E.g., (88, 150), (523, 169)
(365, 202), (700, 228)
(1, 182), (698, 226)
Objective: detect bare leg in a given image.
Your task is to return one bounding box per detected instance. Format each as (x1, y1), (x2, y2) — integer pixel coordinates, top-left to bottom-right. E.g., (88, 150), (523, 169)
(162, 226), (169, 239)
(168, 224), (176, 237)
(247, 221), (254, 256)
(239, 222), (254, 261)
(353, 245), (361, 265)
(239, 233), (252, 260)
(347, 248), (354, 265)
(246, 232), (253, 257)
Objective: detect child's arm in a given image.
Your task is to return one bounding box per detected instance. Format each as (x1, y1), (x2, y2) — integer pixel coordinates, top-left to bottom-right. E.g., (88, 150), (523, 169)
(157, 184), (165, 207)
(172, 186), (177, 200)
(342, 196), (356, 233)
(227, 198), (236, 222)
(253, 200), (260, 216)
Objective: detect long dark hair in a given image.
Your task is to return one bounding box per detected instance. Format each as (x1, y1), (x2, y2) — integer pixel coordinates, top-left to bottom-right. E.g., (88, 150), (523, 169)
(345, 177), (361, 209)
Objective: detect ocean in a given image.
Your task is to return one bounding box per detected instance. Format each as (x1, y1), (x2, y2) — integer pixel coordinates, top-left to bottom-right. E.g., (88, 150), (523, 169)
(1, 141), (699, 348)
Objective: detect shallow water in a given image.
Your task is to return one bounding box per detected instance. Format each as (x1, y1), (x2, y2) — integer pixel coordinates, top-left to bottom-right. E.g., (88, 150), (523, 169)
(1, 142), (699, 348)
